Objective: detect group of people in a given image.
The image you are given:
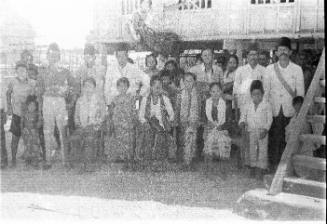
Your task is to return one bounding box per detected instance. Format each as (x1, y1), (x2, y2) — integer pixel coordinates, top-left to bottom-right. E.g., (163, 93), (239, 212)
(0, 36), (320, 180)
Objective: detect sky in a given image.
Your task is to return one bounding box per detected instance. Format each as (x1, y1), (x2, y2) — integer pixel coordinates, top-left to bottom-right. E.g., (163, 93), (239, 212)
(3, 0), (95, 49)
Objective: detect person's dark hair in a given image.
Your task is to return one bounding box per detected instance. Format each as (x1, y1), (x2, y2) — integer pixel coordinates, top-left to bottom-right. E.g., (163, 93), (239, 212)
(116, 77), (130, 88)
(195, 54), (203, 62)
(150, 75), (162, 87)
(292, 96), (304, 106)
(164, 60), (178, 71)
(228, 54), (239, 67)
(183, 72), (196, 81)
(83, 77), (97, 88)
(28, 64), (38, 75)
(201, 48), (214, 56)
(48, 42), (60, 53)
(259, 50), (270, 58)
(209, 82), (222, 91)
(21, 49), (32, 59)
(250, 80), (264, 94)
(159, 70), (171, 79)
(15, 62), (27, 70)
(25, 95), (39, 111)
(145, 53), (157, 67)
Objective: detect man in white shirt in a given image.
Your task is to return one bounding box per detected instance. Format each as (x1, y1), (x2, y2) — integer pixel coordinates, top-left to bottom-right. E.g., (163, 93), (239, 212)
(104, 44), (150, 108)
(265, 37), (305, 172)
(233, 43), (266, 118)
(188, 48), (224, 160)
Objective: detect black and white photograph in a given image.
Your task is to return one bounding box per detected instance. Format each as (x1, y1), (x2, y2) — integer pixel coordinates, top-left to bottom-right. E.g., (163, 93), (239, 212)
(0, 0), (325, 222)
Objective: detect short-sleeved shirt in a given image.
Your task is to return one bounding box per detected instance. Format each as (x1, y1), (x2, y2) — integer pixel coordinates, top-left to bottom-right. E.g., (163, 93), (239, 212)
(188, 63), (223, 84)
(37, 65), (75, 98)
(8, 78), (36, 116)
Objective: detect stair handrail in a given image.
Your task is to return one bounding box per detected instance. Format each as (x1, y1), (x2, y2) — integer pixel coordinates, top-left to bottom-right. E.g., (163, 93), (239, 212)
(269, 48), (325, 195)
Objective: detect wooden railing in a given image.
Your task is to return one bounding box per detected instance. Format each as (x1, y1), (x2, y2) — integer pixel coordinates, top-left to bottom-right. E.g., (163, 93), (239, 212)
(269, 48), (325, 195)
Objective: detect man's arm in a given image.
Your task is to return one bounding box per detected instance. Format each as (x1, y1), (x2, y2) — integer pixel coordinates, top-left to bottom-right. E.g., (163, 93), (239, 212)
(6, 82), (13, 115)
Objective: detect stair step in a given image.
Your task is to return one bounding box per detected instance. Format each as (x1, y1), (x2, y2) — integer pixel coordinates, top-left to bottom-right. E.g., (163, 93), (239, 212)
(264, 175), (326, 199)
(320, 79), (325, 87)
(299, 134), (326, 145)
(307, 115), (326, 124)
(292, 155), (326, 181)
(235, 188), (326, 220)
(315, 97), (326, 103)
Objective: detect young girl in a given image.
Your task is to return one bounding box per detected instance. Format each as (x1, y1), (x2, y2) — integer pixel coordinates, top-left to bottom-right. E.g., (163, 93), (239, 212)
(21, 95), (43, 168)
(72, 77), (105, 172)
(176, 72), (200, 170)
(137, 75), (175, 171)
(107, 77), (137, 170)
(239, 80), (272, 180)
(203, 82), (231, 178)
(7, 63), (36, 167)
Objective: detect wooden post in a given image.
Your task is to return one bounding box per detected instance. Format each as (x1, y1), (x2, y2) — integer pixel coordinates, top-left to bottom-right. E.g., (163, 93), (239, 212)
(269, 48), (325, 195)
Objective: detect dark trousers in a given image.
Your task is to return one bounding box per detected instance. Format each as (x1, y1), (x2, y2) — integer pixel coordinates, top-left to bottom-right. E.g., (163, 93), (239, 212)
(196, 126), (204, 160)
(268, 109), (291, 171)
(39, 126), (46, 161)
(1, 109), (8, 166)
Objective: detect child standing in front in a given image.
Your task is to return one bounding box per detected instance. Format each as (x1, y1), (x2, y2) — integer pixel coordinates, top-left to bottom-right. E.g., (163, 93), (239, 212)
(203, 82), (231, 178)
(21, 95), (43, 168)
(239, 80), (272, 180)
(108, 77), (137, 170)
(72, 77), (105, 172)
(176, 72), (200, 170)
(6, 63), (36, 167)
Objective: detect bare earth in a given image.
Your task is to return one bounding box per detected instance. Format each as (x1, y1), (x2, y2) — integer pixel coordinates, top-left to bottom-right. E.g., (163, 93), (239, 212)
(1, 156), (265, 221)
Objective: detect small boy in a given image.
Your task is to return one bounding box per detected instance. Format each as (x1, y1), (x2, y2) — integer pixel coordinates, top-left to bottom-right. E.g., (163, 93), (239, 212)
(239, 80), (272, 180)
(6, 63), (36, 167)
(71, 77), (105, 172)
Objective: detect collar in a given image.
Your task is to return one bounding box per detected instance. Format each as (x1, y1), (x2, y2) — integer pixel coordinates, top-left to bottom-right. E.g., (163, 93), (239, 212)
(278, 61), (291, 70)
(201, 63), (214, 72)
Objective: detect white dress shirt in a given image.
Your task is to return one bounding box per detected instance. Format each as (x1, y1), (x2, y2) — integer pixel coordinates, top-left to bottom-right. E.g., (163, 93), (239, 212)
(205, 97), (226, 127)
(104, 60), (150, 105)
(139, 94), (175, 128)
(188, 63), (223, 83)
(239, 100), (273, 132)
(265, 61), (304, 117)
(233, 63), (266, 113)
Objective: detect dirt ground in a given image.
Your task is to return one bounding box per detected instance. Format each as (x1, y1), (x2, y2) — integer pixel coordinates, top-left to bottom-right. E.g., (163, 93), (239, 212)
(0, 150), (266, 221)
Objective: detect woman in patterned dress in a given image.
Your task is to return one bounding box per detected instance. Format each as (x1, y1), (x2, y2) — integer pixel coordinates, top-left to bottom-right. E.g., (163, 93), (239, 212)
(107, 77), (137, 170)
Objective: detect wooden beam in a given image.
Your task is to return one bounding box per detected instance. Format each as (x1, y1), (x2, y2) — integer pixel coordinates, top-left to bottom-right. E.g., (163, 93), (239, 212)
(299, 134), (326, 145)
(307, 115), (326, 124)
(264, 175), (326, 199)
(292, 155), (326, 171)
(269, 49), (325, 195)
(315, 97), (326, 103)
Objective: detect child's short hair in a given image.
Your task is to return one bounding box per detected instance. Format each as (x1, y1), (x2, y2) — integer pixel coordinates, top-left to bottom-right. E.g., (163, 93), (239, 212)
(116, 77), (130, 88)
(209, 82), (222, 91)
(292, 96), (304, 106)
(183, 72), (196, 81)
(83, 77), (96, 87)
(25, 95), (38, 110)
(150, 75), (162, 87)
(15, 63), (27, 70)
(159, 70), (171, 80)
(250, 80), (264, 94)
(145, 53), (157, 67)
